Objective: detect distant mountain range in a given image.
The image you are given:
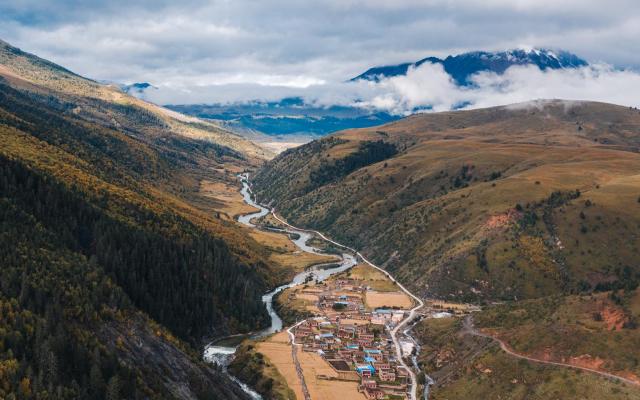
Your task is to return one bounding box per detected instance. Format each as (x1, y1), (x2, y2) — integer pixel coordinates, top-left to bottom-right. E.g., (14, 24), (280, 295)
(351, 48), (588, 85)
(167, 98), (401, 138)
(132, 48), (590, 138)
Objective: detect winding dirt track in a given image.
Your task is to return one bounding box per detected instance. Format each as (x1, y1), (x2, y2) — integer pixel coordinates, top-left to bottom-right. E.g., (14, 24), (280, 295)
(287, 320), (312, 400)
(462, 316), (640, 387)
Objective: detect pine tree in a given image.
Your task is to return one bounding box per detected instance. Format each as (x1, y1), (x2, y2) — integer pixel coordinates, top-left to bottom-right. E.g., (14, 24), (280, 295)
(106, 375), (121, 400)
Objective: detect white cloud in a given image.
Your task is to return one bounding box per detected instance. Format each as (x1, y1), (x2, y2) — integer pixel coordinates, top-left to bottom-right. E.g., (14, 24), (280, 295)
(140, 61), (640, 114)
(2, 0), (639, 110)
(357, 63), (640, 113)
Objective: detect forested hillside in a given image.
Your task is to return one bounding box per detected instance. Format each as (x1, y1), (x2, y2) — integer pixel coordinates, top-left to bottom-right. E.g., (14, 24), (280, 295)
(0, 39), (273, 399)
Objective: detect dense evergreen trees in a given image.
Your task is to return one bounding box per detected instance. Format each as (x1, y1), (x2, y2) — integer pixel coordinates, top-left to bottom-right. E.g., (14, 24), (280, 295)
(308, 140), (397, 192)
(0, 155), (270, 397)
(0, 72), (272, 399)
(1, 155), (268, 340)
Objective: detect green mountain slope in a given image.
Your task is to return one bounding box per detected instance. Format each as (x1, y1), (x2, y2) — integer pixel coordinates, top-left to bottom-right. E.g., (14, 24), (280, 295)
(253, 100), (640, 302)
(0, 39), (273, 399)
(253, 100), (640, 395)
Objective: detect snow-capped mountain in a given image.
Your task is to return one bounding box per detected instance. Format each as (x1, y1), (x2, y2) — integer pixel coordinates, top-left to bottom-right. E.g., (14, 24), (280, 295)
(352, 48), (588, 85)
(122, 82), (157, 96)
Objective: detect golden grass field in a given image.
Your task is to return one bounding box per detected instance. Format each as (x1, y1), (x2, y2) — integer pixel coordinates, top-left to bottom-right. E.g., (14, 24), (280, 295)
(279, 286), (321, 314)
(365, 290), (413, 310)
(257, 332), (365, 400)
(298, 351), (365, 400)
(199, 179), (258, 220)
(343, 264), (402, 292)
(257, 332), (305, 400)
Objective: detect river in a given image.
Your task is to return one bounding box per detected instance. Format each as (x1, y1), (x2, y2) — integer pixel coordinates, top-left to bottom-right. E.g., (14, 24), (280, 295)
(203, 174), (357, 399)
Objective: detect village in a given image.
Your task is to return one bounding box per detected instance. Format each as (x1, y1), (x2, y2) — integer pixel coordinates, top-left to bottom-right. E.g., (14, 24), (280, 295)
(250, 240), (476, 400)
(289, 273), (416, 399)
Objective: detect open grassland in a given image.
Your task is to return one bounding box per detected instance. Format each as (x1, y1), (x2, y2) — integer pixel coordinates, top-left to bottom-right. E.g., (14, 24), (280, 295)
(341, 264), (402, 291)
(198, 179), (258, 220)
(415, 315), (640, 400)
(247, 227), (339, 283)
(275, 286), (320, 325)
(475, 289), (640, 383)
(254, 100), (640, 304)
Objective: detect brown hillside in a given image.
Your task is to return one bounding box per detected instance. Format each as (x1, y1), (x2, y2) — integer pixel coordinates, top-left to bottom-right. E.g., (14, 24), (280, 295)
(254, 100), (640, 302)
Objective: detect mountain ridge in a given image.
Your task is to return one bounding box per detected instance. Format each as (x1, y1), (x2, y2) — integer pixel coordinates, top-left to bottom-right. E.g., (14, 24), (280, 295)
(0, 38), (278, 399)
(352, 48), (588, 84)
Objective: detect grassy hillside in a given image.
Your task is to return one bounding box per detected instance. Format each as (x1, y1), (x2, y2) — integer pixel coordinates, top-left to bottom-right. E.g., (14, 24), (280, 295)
(253, 100), (640, 302)
(0, 39), (276, 399)
(0, 39), (271, 161)
(254, 100), (640, 398)
(414, 315), (640, 399)
(474, 288), (640, 380)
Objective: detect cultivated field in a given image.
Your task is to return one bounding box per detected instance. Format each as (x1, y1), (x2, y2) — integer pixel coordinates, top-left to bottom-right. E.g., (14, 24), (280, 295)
(337, 264), (400, 291)
(298, 351), (365, 400)
(365, 290), (413, 310)
(257, 332), (366, 400)
(256, 332), (306, 400)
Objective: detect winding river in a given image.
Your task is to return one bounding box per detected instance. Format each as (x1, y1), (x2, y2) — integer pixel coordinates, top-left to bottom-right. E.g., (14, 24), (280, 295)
(204, 174), (357, 399)
(204, 174), (433, 400)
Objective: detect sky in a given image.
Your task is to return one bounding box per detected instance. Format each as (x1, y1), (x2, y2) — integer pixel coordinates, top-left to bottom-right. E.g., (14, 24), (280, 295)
(1, 0), (640, 111)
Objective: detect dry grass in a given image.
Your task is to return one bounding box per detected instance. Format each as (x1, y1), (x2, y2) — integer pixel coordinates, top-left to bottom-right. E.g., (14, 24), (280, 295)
(279, 287), (320, 314)
(270, 251), (339, 274)
(342, 264), (400, 292)
(296, 293), (320, 302)
(257, 332), (305, 400)
(199, 180), (258, 219)
(261, 142), (306, 154)
(298, 351), (365, 400)
(365, 290), (413, 310)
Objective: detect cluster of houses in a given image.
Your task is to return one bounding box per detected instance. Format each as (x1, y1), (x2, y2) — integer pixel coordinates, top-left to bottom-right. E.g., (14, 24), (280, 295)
(292, 278), (412, 399)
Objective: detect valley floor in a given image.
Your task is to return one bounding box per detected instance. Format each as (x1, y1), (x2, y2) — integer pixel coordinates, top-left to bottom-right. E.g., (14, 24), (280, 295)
(218, 174), (640, 400)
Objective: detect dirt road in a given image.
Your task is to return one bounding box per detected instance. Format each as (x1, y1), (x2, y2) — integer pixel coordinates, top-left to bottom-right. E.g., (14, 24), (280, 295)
(462, 316), (640, 387)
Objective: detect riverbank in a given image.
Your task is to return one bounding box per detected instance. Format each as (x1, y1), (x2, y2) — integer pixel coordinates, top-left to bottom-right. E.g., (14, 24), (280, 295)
(235, 174), (430, 400)
(203, 174), (360, 398)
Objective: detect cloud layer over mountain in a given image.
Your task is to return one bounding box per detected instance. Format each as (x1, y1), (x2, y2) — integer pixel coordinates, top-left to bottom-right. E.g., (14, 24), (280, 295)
(1, 0), (639, 111)
(356, 62), (640, 113)
(140, 62), (640, 114)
